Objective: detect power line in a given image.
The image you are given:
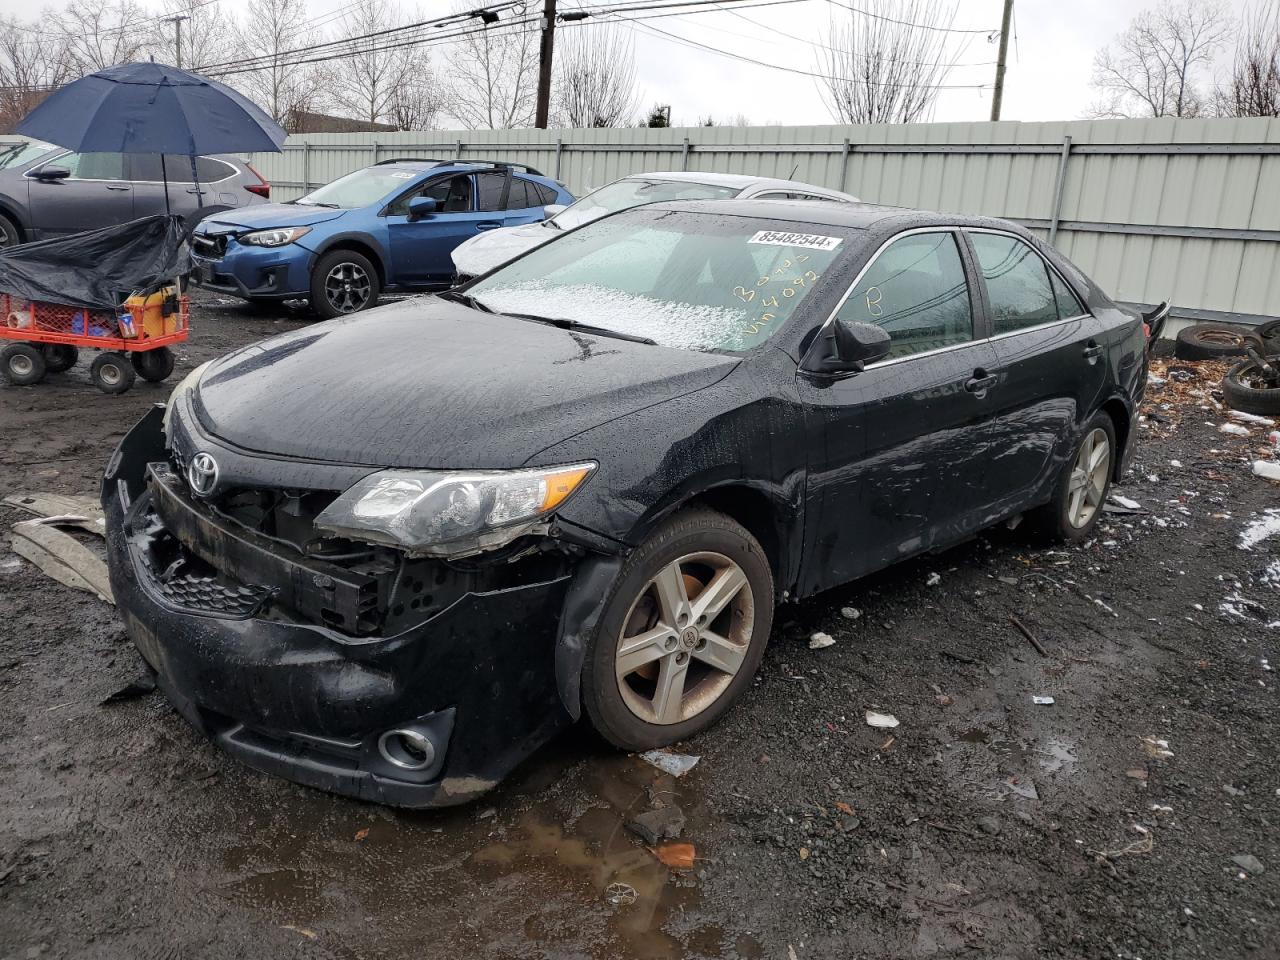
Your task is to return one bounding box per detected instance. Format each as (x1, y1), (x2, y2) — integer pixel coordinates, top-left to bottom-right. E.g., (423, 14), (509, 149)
(822, 0), (998, 35)
(592, 15), (992, 88)
(6, 0), (223, 39)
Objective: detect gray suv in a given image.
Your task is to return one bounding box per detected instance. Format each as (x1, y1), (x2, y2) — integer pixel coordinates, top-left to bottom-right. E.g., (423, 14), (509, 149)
(0, 140), (271, 248)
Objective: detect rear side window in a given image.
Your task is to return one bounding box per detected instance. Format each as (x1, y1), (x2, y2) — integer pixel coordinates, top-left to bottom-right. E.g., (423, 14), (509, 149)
(509, 178), (535, 208)
(531, 181), (558, 205)
(970, 233), (1060, 335)
(836, 231), (974, 360)
(475, 172), (508, 212)
(1050, 270), (1086, 318)
(129, 155), (236, 183)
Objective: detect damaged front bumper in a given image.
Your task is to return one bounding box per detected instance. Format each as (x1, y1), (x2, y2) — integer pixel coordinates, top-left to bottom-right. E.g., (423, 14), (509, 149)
(102, 406), (580, 808)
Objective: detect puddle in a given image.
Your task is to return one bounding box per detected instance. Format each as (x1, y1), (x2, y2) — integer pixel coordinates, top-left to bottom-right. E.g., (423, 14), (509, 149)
(205, 739), (739, 959)
(1036, 738), (1078, 775)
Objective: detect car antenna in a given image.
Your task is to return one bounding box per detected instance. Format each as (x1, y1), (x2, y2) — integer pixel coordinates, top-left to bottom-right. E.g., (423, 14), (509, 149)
(788, 162), (799, 179)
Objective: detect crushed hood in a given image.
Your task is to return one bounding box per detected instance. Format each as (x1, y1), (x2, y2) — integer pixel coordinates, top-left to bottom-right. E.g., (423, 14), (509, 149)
(195, 202), (347, 233)
(192, 296), (739, 469)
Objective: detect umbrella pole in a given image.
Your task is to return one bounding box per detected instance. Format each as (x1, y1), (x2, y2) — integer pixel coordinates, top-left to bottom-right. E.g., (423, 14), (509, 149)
(161, 153), (171, 215)
(189, 154), (203, 210)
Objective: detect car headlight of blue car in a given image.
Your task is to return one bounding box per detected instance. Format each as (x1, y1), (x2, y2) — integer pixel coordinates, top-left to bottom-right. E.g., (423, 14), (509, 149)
(239, 226), (312, 247)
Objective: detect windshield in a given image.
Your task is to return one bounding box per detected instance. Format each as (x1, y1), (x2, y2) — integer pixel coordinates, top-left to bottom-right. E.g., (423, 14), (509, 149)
(297, 166), (425, 209)
(0, 141), (58, 170)
(468, 209), (854, 353)
(553, 178), (739, 229)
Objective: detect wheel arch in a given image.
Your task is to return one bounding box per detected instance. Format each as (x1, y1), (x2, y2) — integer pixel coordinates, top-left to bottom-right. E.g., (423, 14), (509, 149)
(0, 196), (29, 242)
(1097, 393), (1134, 481)
(313, 235), (388, 288)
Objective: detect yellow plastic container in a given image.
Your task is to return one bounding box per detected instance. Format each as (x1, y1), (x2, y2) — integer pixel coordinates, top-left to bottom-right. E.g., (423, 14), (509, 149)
(125, 286), (179, 338)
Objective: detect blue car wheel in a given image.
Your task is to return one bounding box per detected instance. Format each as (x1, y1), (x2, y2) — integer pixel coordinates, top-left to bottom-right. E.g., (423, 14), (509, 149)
(311, 249), (380, 319)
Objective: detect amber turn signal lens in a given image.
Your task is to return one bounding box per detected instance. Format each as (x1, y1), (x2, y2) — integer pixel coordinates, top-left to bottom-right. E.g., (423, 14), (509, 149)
(541, 465), (594, 512)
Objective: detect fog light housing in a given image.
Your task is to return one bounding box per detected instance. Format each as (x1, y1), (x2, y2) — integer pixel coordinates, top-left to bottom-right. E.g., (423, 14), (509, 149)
(377, 728), (437, 771)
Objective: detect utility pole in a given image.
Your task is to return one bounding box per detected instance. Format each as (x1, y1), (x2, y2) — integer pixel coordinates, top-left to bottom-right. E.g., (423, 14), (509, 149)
(989, 0), (1013, 121)
(534, 0), (557, 129)
(165, 14), (189, 69)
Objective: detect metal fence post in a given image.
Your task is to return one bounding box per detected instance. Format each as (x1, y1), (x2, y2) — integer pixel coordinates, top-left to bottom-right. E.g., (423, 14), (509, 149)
(555, 137), (563, 179)
(681, 137), (690, 171)
(456, 139), (464, 159)
(302, 141), (311, 191)
(372, 141), (380, 165)
(839, 137), (851, 193)
(1048, 135), (1073, 247)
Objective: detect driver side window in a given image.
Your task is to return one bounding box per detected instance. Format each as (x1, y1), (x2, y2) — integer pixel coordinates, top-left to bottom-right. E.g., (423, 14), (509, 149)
(385, 175), (472, 217)
(836, 231), (974, 361)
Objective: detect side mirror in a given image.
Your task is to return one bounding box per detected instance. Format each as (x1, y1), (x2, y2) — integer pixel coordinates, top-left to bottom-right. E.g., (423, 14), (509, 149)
(542, 203), (567, 217)
(408, 196), (438, 221)
(34, 165), (70, 182)
(808, 319), (891, 374)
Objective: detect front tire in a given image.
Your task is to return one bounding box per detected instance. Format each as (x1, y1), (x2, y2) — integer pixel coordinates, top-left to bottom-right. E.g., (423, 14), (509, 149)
(582, 508), (774, 752)
(310, 250), (380, 320)
(1, 343), (46, 385)
(1034, 412), (1116, 542)
(90, 352), (136, 394)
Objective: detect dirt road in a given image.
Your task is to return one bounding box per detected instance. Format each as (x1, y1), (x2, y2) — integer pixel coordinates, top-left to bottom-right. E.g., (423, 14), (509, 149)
(1, 296), (1277, 960)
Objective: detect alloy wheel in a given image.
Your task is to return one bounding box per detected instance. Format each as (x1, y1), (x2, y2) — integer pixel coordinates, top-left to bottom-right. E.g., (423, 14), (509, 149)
(615, 551), (754, 725)
(324, 262), (371, 314)
(0, 221), (13, 249)
(1066, 427), (1110, 528)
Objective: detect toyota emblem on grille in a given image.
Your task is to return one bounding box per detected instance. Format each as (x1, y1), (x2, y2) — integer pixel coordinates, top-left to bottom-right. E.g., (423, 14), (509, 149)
(187, 453), (219, 497)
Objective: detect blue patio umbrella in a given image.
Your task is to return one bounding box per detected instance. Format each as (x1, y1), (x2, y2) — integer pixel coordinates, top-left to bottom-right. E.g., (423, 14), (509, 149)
(15, 62), (286, 214)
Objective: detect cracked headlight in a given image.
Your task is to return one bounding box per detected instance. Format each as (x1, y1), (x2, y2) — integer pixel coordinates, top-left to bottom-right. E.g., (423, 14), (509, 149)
(239, 226), (311, 247)
(315, 463), (596, 557)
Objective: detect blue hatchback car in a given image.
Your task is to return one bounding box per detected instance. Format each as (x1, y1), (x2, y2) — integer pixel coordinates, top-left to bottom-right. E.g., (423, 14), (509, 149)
(191, 159), (572, 318)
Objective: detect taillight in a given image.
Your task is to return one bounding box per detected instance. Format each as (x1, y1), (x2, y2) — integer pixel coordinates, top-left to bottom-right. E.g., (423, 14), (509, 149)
(244, 162), (270, 199)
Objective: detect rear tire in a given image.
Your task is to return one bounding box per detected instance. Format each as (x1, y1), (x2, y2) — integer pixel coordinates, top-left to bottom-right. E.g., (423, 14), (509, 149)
(90, 352), (136, 394)
(1174, 323), (1254, 360)
(1222, 358), (1280, 416)
(1, 343), (46, 385)
(310, 250), (380, 320)
(1033, 412), (1116, 543)
(41, 344), (79, 373)
(131, 347), (175, 383)
(582, 508), (774, 752)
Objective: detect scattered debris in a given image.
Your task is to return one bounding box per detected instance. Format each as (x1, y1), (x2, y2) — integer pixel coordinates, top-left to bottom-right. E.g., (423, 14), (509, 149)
(476, 807), (496, 820)
(281, 925), (317, 940)
(840, 606), (861, 620)
(926, 572), (942, 586)
(1109, 494), (1144, 510)
(640, 749), (700, 778)
(1126, 767), (1149, 782)
(808, 632), (835, 649)
(1253, 461), (1280, 482)
(797, 846), (809, 860)
(3, 492), (104, 526)
(834, 801), (854, 815)
(864, 710), (899, 729)
(1227, 410), (1276, 427)
(10, 519), (113, 603)
(977, 816), (1001, 836)
(354, 828), (370, 842)
(1140, 737), (1174, 760)
(626, 804), (686, 845)
(1032, 696), (1055, 706)
(1223, 784), (1244, 797)
(604, 882), (637, 906)
(1093, 830), (1154, 860)
(100, 674), (156, 704)
(1010, 615), (1051, 657)
(1231, 854), (1264, 876)
(1219, 422), (1251, 437)
(650, 841), (696, 870)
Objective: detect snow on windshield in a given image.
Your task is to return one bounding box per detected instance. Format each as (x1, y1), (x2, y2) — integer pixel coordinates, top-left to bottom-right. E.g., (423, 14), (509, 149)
(475, 281), (758, 351)
(554, 179), (739, 229)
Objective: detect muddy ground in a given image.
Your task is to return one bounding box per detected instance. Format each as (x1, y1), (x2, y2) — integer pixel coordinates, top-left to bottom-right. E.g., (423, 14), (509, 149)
(1, 293), (1277, 960)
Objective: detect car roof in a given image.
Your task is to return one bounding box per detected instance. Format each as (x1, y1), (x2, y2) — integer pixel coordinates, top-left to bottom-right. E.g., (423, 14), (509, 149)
(373, 160), (553, 180)
(614, 170), (855, 198)
(638, 197), (1028, 234)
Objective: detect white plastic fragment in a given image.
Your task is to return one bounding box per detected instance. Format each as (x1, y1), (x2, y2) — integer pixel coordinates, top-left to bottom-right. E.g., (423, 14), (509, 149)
(1228, 410), (1276, 426)
(809, 632), (836, 649)
(1140, 736), (1174, 759)
(926, 572), (941, 586)
(1169, 460), (1183, 468)
(840, 607), (861, 620)
(1253, 461), (1280, 482)
(1110, 495), (1142, 510)
(640, 749), (700, 777)
(1032, 696), (1055, 705)
(1219, 423), (1251, 437)
(864, 710), (899, 729)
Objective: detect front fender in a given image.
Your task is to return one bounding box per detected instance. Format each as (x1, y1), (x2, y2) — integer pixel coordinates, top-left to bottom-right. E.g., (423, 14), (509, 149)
(553, 553), (625, 720)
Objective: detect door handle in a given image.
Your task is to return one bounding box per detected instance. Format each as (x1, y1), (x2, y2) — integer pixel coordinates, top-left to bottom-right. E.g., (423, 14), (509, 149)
(476, 221), (503, 231)
(964, 369), (998, 396)
(186, 188), (205, 194)
(105, 184), (129, 191)
(1082, 340), (1102, 364)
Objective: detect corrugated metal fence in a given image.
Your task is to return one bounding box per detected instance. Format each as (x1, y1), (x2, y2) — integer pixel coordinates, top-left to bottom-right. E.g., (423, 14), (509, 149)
(251, 117), (1274, 323)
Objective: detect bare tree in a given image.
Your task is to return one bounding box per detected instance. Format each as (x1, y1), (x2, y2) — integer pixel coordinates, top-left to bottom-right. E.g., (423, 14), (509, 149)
(1218, 0), (1280, 117)
(0, 17), (73, 132)
(817, 0), (961, 124)
(443, 2), (538, 129)
(552, 24), (639, 128)
(323, 0), (428, 126)
(146, 0), (240, 71)
(54, 0), (150, 76)
(1088, 0), (1231, 118)
(227, 0), (323, 126)
(387, 77), (444, 131)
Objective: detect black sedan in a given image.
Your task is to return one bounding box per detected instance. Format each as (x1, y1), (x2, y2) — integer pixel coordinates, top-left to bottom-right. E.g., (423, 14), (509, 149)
(102, 200), (1153, 807)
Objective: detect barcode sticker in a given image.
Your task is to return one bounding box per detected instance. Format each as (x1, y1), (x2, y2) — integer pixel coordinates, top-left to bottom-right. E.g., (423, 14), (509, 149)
(748, 230), (842, 250)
